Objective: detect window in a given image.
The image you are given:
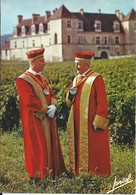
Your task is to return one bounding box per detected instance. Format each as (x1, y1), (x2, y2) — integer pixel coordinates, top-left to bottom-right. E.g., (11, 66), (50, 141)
(68, 35), (71, 43)
(78, 36), (83, 44)
(13, 27), (17, 36)
(115, 36), (119, 44)
(14, 42), (17, 48)
(94, 20), (101, 31)
(113, 21), (120, 32)
(115, 24), (120, 30)
(22, 41), (25, 48)
(21, 26), (26, 36)
(78, 22), (82, 29)
(31, 25), (35, 35)
(54, 33), (57, 44)
(39, 23), (43, 34)
(5, 50), (7, 56)
(67, 20), (71, 28)
(104, 37), (108, 44)
(96, 36), (100, 44)
(32, 40), (35, 47)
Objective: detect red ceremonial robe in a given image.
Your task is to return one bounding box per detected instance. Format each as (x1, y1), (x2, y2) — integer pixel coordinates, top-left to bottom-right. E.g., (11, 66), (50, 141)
(16, 73), (66, 179)
(66, 70), (111, 176)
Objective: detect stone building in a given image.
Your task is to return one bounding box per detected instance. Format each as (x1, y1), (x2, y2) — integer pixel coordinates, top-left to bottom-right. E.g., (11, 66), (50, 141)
(1, 5), (136, 61)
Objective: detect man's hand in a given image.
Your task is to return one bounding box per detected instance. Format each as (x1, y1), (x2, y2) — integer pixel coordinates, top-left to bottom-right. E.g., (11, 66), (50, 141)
(69, 87), (77, 95)
(47, 105), (56, 118)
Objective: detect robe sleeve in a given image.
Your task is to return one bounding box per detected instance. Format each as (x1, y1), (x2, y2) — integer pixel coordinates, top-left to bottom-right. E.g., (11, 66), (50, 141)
(66, 83), (75, 107)
(16, 78), (48, 113)
(92, 75), (109, 129)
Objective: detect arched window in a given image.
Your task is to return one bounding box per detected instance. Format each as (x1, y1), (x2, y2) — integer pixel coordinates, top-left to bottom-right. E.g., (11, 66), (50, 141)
(54, 33), (57, 44)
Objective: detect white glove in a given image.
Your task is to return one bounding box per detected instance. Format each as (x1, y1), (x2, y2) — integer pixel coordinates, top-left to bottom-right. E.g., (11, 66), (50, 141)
(47, 105), (56, 118)
(69, 87), (77, 95)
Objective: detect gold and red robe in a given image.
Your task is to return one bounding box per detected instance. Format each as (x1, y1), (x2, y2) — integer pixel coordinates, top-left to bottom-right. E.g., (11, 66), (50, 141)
(66, 70), (111, 176)
(16, 72), (66, 179)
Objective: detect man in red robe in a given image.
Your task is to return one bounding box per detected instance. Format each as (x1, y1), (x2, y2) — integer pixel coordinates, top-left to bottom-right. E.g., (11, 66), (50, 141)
(16, 48), (66, 180)
(66, 51), (111, 176)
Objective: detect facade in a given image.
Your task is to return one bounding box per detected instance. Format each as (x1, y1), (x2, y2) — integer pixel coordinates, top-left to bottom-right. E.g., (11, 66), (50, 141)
(1, 5), (136, 61)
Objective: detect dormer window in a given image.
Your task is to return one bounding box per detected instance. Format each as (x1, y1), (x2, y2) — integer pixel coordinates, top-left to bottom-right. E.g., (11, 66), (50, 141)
(21, 26), (26, 36)
(67, 20), (71, 28)
(39, 23), (43, 34)
(94, 20), (101, 32)
(113, 21), (120, 32)
(78, 21), (83, 29)
(77, 20), (83, 32)
(31, 24), (36, 35)
(13, 27), (17, 37)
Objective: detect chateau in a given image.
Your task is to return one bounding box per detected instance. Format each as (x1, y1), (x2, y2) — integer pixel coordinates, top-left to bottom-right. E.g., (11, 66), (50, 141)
(1, 5), (136, 61)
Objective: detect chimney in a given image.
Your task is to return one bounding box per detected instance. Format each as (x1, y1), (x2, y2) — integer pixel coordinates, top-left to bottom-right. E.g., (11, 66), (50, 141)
(115, 10), (124, 21)
(45, 11), (51, 20)
(32, 14), (40, 24)
(98, 9), (101, 14)
(18, 15), (23, 24)
(53, 8), (57, 15)
(80, 9), (84, 15)
(115, 10), (120, 18)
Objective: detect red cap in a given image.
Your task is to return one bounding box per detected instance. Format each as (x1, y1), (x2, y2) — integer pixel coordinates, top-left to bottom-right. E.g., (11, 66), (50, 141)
(26, 48), (45, 61)
(74, 51), (94, 61)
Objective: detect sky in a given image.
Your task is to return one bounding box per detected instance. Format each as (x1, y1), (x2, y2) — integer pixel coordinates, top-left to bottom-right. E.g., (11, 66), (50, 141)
(1, 0), (136, 35)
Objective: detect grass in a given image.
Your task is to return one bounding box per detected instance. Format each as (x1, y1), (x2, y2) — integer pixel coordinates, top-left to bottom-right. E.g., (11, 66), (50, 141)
(0, 130), (135, 194)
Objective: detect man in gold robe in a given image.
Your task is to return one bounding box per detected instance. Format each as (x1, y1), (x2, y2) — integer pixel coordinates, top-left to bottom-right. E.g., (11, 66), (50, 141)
(66, 51), (111, 176)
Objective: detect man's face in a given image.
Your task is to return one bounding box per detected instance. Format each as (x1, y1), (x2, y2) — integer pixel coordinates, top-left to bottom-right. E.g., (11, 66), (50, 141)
(75, 60), (89, 74)
(32, 56), (46, 72)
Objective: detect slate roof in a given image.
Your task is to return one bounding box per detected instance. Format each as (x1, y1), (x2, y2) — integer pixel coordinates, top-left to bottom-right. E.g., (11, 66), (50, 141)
(16, 16), (48, 36)
(11, 5), (136, 36)
(123, 9), (136, 21)
(49, 5), (77, 20)
(74, 12), (124, 32)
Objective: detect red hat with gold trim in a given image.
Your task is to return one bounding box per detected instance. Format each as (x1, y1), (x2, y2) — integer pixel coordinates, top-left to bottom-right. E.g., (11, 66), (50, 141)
(74, 51), (94, 62)
(26, 48), (45, 61)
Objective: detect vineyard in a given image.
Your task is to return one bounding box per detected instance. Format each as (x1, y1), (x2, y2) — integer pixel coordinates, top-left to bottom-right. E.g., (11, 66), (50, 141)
(0, 57), (135, 145)
(0, 57), (135, 193)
